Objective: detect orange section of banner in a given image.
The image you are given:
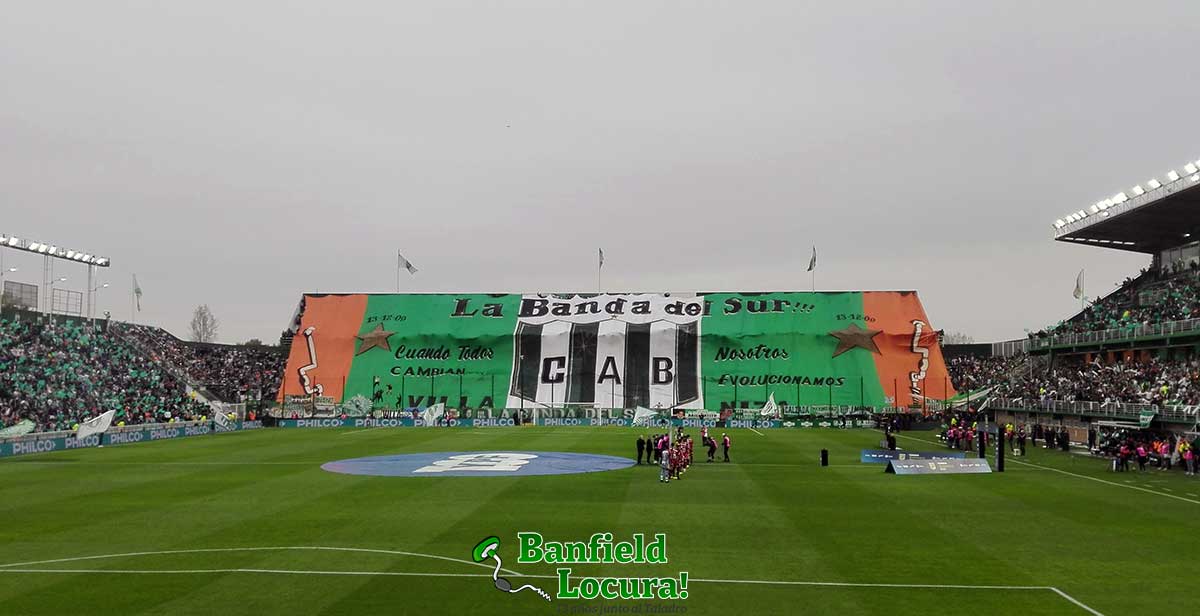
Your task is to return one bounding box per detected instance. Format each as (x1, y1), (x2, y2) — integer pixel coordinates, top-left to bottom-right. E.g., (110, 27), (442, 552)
(277, 294), (368, 404)
(863, 291), (956, 410)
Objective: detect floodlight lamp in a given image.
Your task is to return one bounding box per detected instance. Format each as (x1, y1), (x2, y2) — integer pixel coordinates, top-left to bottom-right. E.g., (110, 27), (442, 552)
(1089, 205), (1099, 214)
(1148, 179), (1162, 189)
(1185, 163), (1198, 175)
(1132, 185), (1145, 196)
(1115, 193), (1128, 203)
(1167, 170), (1181, 183)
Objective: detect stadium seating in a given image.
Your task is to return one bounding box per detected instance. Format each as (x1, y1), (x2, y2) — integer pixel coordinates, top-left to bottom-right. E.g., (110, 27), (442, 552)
(1036, 266), (1200, 338)
(946, 354), (1028, 392)
(118, 324), (284, 404)
(0, 316), (209, 432)
(950, 353), (1199, 407)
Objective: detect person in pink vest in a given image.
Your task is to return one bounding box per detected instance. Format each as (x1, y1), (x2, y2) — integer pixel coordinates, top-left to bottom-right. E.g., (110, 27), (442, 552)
(721, 433), (731, 462)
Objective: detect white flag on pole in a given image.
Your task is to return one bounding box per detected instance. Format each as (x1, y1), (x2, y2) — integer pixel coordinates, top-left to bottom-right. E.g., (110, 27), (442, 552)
(759, 393), (780, 417)
(421, 402), (445, 426)
(807, 246), (817, 272)
(398, 251), (418, 275)
(77, 410), (116, 441)
(631, 406), (657, 427)
(598, 248), (605, 268)
(132, 275), (143, 311)
(1072, 269), (1084, 300)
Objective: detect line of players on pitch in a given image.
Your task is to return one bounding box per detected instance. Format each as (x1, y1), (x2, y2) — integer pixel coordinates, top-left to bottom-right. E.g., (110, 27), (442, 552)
(635, 427), (731, 482)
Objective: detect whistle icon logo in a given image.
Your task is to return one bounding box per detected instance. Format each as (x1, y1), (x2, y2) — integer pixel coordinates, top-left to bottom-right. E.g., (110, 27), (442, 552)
(472, 536), (551, 601)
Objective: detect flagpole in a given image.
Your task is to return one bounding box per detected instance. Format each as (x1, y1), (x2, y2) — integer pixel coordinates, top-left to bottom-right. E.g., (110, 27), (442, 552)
(396, 252), (400, 293)
(130, 274), (135, 324)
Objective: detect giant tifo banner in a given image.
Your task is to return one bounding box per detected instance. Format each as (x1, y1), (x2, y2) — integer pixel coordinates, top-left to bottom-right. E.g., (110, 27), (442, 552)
(277, 292), (955, 411)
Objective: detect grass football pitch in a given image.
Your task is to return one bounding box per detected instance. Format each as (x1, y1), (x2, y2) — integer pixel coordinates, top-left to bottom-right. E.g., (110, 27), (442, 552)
(0, 426), (1194, 615)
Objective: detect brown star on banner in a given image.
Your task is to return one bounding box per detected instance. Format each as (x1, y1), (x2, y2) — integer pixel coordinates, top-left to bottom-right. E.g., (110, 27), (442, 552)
(829, 323), (882, 357)
(356, 324), (395, 355)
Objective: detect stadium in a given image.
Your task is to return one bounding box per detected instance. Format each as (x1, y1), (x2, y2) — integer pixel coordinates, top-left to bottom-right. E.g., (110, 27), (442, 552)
(3, 5), (1200, 616)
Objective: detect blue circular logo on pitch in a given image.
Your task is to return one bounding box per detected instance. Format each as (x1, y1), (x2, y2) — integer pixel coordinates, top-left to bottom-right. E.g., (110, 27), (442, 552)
(321, 451), (636, 477)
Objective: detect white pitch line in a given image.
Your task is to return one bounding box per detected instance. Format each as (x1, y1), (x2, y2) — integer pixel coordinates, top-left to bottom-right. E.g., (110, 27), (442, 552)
(0, 566), (1106, 613)
(1051, 587), (1106, 616)
(1006, 459), (1200, 505)
(748, 428), (765, 436)
(892, 433), (1199, 506)
(0, 568), (493, 578)
(0, 546), (520, 576)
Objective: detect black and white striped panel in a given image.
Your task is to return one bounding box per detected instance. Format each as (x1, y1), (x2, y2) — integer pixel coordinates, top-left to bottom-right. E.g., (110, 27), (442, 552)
(508, 320), (701, 408)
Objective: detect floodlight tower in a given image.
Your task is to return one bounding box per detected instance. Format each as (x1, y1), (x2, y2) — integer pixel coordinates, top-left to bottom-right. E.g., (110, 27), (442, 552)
(0, 233), (111, 320)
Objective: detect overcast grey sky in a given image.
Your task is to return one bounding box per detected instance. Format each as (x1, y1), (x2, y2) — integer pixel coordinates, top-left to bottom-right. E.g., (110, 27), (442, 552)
(2, 1), (1196, 344)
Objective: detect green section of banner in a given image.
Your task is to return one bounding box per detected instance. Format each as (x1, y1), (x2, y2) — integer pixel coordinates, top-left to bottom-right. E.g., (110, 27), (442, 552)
(344, 294), (521, 409)
(699, 292), (884, 408)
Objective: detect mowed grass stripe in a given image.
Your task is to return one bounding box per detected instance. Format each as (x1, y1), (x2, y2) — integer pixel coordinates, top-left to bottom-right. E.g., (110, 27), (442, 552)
(0, 426), (1185, 615)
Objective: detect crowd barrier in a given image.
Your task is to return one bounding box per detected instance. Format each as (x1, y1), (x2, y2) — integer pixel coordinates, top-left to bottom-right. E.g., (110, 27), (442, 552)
(0, 419), (263, 459)
(988, 398), (1199, 424)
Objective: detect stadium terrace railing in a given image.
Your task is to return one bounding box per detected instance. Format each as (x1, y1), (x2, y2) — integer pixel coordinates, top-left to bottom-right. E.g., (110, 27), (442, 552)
(988, 397), (1199, 424)
(990, 339), (1029, 357)
(1029, 316), (1200, 351)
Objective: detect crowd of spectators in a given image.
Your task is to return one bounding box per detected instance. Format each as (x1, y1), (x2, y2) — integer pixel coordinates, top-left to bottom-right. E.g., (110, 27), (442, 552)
(947, 354), (1028, 392)
(118, 325), (284, 404)
(1036, 267), (1200, 338)
(0, 317), (208, 432)
(991, 357), (1200, 407)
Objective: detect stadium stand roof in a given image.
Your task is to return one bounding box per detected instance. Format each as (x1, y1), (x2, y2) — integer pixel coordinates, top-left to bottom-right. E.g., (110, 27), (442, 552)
(1052, 156), (1200, 254)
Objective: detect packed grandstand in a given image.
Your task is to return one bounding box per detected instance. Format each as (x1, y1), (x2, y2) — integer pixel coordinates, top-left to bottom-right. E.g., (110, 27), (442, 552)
(2, 157), (1200, 468)
(0, 315), (282, 433)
